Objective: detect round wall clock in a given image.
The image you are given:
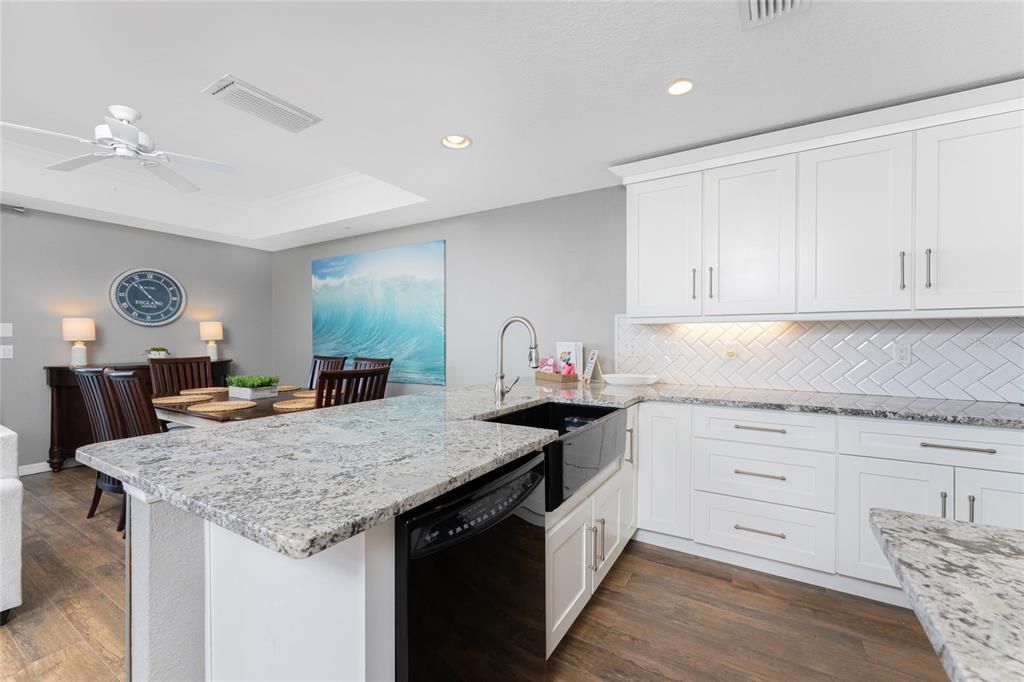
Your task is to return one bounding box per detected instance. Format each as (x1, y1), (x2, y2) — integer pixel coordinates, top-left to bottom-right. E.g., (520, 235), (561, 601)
(109, 268), (187, 326)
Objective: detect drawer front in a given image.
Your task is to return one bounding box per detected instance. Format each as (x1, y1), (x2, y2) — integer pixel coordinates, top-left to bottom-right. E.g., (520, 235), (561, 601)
(692, 438), (836, 512)
(693, 406), (836, 452)
(692, 491), (836, 573)
(838, 418), (1024, 473)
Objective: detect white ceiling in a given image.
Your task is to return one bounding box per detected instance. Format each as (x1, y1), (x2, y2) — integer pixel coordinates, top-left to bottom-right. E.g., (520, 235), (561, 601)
(2, 1), (1022, 251)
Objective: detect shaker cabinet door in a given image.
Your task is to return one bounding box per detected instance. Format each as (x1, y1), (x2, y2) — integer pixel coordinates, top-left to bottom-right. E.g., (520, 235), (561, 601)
(702, 155), (797, 315)
(915, 111), (1024, 310)
(637, 403), (692, 539)
(627, 173), (702, 317)
(955, 468), (1024, 531)
(798, 134), (913, 313)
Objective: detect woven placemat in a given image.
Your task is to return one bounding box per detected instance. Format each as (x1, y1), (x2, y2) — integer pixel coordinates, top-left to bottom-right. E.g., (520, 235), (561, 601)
(291, 389), (315, 399)
(276, 384), (302, 392)
(180, 387), (229, 396)
(187, 400), (256, 413)
(273, 398), (316, 411)
(152, 394), (213, 406)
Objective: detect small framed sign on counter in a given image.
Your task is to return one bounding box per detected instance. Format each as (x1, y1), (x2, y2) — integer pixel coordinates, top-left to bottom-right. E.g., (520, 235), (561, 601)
(582, 349), (602, 385)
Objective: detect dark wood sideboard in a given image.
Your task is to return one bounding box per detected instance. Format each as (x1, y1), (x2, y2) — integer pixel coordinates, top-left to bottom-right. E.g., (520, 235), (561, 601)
(43, 359), (233, 472)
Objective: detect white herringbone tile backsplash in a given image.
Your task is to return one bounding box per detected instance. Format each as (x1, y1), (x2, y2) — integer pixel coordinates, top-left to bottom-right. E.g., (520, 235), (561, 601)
(615, 316), (1024, 403)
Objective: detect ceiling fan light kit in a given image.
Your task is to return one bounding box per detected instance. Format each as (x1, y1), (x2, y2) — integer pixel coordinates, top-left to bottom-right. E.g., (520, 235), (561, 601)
(0, 105), (236, 193)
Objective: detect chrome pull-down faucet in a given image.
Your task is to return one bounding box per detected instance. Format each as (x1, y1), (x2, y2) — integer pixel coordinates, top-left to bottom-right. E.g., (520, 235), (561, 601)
(494, 316), (539, 403)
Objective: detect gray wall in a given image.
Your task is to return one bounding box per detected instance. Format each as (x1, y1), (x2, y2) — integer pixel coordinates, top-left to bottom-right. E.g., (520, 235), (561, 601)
(271, 187), (626, 394)
(0, 210), (273, 468)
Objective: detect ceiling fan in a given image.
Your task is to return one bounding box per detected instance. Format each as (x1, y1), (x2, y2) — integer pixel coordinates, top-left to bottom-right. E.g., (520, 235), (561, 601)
(0, 105), (235, 193)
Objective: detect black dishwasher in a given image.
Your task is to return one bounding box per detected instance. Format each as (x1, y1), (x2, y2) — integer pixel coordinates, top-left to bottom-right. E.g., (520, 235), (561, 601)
(396, 451), (546, 681)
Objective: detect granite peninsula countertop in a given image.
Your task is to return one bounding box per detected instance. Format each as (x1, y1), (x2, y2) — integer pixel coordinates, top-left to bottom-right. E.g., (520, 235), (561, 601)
(870, 510), (1024, 682)
(77, 382), (1022, 559)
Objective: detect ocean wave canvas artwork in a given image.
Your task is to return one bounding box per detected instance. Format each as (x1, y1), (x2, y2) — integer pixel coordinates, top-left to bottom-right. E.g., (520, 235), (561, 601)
(312, 240), (445, 385)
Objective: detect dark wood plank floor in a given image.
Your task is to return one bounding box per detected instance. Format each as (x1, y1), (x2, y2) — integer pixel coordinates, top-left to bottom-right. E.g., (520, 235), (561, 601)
(5, 466), (944, 681)
(3, 466), (125, 682)
(548, 542), (946, 681)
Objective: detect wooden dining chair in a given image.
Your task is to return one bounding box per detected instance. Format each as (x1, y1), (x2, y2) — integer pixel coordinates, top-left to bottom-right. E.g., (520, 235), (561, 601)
(351, 357), (393, 370)
(148, 355), (213, 397)
(308, 355), (347, 390)
(106, 370), (163, 438)
(72, 368), (128, 532)
(315, 367), (390, 408)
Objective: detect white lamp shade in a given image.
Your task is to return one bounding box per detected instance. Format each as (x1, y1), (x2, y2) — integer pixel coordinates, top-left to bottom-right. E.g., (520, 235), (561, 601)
(199, 320), (224, 341)
(62, 317), (96, 342)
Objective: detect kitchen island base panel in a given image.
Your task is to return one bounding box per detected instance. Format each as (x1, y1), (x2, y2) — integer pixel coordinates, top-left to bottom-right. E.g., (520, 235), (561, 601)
(127, 491), (395, 681)
(129, 495), (205, 682)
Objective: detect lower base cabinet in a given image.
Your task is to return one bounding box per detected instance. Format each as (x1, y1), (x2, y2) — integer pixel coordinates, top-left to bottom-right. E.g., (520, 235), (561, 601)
(546, 463), (634, 657)
(955, 468), (1024, 528)
(837, 455), (954, 586)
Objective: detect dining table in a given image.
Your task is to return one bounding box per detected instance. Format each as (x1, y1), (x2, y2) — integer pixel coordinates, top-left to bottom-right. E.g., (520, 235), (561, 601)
(154, 390), (314, 428)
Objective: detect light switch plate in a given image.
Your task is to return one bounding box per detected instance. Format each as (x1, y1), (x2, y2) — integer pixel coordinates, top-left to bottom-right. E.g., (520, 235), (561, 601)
(0, 323), (11, 337)
(0, 345), (12, 359)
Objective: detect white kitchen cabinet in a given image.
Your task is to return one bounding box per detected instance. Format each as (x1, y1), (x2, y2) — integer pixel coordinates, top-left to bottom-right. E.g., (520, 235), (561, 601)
(797, 134), (913, 313)
(955, 468), (1024, 530)
(915, 111), (1024, 310)
(837, 455), (954, 586)
(702, 155), (797, 315)
(623, 406), (638, 534)
(637, 403), (692, 538)
(545, 497), (593, 656)
(626, 173), (702, 317)
(593, 467), (626, 588)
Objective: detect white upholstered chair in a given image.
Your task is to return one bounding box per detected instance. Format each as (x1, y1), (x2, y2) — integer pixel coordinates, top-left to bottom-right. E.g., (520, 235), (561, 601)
(0, 425), (22, 625)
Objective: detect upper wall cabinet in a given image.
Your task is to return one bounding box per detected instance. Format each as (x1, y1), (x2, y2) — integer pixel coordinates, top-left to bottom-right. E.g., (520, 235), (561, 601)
(702, 156), (797, 315)
(798, 134), (913, 313)
(615, 80), (1024, 322)
(626, 174), (702, 317)
(914, 111), (1024, 310)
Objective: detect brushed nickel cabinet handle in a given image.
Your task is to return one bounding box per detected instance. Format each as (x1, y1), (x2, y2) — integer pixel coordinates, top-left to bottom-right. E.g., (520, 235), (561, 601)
(940, 491), (948, 519)
(691, 268), (697, 300)
(625, 427), (634, 463)
(925, 248), (933, 288)
(920, 442), (997, 455)
(734, 469), (787, 482)
(597, 518), (606, 562)
(899, 251), (906, 290)
(708, 266), (714, 298)
(588, 526), (599, 571)
(734, 424), (787, 435)
(968, 494), (976, 523)
(734, 524), (786, 540)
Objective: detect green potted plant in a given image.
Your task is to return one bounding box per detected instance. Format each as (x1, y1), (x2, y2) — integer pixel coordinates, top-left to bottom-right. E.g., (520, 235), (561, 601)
(144, 346), (171, 359)
(226, 374), (280, 400)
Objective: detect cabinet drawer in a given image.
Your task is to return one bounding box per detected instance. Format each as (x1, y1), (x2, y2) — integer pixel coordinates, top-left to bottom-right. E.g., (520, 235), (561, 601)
(838, 418), (1024, 473)
(692, 438), (836, 512)
(693, 406), (836, 452)
(692, 492), (836, 573)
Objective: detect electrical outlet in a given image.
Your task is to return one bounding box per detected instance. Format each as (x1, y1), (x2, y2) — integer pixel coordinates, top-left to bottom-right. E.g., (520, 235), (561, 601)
(0, 345), (12, 359)
(892, 341), (912, 367)
(0, 323), (11, 337)
(724, 340), (737, 359)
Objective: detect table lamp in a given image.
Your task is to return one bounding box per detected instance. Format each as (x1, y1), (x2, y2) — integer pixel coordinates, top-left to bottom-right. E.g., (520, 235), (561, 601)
(200, 321), (223, 361)
(62, 318), (96, 366)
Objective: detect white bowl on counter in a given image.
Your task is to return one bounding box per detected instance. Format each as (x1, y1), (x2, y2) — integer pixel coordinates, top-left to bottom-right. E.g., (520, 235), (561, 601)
(601, 374), (659, 386)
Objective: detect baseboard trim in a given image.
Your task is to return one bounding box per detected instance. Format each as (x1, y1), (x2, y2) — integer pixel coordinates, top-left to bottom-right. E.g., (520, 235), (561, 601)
(632, 529), (909, 608)
(19, 459), (82, 477)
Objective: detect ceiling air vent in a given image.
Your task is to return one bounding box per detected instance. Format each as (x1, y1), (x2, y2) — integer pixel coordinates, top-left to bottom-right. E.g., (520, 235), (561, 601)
(201, 74), (322, 133)
(740, 0), (810, 29)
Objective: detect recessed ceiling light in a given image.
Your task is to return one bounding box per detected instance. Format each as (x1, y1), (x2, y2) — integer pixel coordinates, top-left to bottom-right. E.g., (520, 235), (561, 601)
(667, 78), (694, 96)
(441, 135), (471, 149)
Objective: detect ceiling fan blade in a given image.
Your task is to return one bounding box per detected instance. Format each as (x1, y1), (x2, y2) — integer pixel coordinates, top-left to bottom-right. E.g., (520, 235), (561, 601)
(104, 116), (140, 146)
(148, 150), (236, 174)
(46, 152), (114, 171)
(143, 162), (199, 193)
(1, 121), (95, 145)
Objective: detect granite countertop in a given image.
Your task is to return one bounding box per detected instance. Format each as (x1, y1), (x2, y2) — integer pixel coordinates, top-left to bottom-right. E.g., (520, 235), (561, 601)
(870, 510), (1024, 682)
(77, 381), (1022, 560)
